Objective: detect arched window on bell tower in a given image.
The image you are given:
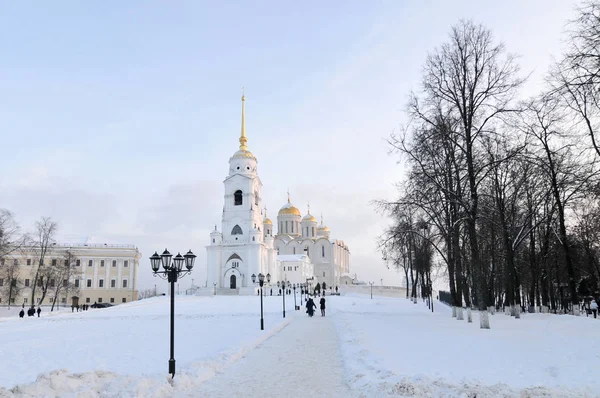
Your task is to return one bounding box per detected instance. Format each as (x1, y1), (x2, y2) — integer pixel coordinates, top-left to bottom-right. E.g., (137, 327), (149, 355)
(234, 190), (243, 206)
(231, 225), (243, 235)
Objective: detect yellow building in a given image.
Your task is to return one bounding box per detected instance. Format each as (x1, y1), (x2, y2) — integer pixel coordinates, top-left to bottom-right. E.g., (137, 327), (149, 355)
(0, 240), (141, 307)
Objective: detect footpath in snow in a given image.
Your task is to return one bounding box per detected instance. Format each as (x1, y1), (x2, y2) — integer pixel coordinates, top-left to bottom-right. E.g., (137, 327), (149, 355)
(195, 311), (353, 398)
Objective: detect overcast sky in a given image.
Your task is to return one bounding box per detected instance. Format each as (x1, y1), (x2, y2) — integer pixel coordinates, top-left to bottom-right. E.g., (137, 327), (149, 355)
(0, 1), (580, 291)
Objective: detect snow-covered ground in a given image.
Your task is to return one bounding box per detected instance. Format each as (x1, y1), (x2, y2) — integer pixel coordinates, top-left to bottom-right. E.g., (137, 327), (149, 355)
(0, 293), (598, 397)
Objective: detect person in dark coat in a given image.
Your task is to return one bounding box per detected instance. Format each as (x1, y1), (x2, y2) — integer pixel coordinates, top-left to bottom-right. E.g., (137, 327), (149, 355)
(27, 308), (34, 317)
(320, 297), (326, 317)
(37, 307), (41, 317)
(306, 297), (316, 317)
(19, 309), (25, 318)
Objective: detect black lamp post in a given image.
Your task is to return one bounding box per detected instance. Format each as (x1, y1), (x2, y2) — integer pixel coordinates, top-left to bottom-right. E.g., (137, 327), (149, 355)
(252, 272), (270, 330)
(278, 280), (288, 318)
(293, 283), (297, 310)
(369, 281), (374, 299)
(150, 248), (196, 379)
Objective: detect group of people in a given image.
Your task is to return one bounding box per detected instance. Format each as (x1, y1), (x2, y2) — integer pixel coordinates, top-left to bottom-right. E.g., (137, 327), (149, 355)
(305, 296), (326, 317)
(19, 307), (41, 318)
(72, 304), (90, 312)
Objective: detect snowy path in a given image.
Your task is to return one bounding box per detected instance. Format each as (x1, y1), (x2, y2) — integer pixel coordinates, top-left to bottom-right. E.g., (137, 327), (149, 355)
(192, 311), (354, 398)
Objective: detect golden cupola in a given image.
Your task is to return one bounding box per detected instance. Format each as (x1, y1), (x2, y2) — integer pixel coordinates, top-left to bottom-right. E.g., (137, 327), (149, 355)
(278, 194), (301, 217)
(317, 214), (330, 237)
(302, 206), (317, 223)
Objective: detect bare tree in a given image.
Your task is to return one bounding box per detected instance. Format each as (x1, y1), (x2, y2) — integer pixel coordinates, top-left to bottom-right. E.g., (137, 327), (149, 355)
(409, 20), (524, 328)
(29, 217), (58, 308)
(49, 250), (80, 311)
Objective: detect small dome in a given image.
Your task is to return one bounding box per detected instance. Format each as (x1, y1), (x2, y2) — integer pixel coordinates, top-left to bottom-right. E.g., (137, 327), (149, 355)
(264, 218), (273, 225)
(232, 149), (256, 160)
(317, 224), (330, 232)
(302, 213), (317, 223)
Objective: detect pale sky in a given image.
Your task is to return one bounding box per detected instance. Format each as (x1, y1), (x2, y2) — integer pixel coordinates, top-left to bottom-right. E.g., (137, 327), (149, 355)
(0, 1), (579, 291)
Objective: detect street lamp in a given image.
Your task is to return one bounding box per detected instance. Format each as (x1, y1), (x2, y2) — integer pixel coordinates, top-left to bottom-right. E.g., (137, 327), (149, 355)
(251, 272), (271, 330)
(150, 248), (196, 379)
(278, 280), (288, 318)
(213, 282), (216, 296)
(369, 281), (374, 299)
(293, 283), (297, 310)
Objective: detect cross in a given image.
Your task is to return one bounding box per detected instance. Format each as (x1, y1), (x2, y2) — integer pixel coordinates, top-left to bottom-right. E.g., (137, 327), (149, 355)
(264, 205), (268, 217)
(307, 202), (311, 214)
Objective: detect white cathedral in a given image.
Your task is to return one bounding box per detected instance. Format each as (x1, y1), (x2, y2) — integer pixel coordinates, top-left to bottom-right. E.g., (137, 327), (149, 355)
(206, 95), (350, 295)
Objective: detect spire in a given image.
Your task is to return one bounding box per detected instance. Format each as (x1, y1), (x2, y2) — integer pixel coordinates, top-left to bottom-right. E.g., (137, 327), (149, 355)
(287, 189), (291, 203)
(239, 88), (248, 151)
(320, 213), (323, 224)
(307, 202), (311, 215)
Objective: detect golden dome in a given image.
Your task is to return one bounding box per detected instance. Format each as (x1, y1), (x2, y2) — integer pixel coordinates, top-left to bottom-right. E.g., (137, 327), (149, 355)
(302, 214), (317, 222)
(232, 149), (256, 160)
(264, 218), (273, 225)
(278, 193), (301, 217)
(278, 205), (301, 216)
(317, 225), (330, 232)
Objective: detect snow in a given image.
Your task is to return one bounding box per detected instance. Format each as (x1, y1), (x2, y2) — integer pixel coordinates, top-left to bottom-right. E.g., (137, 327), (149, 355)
(0, 293), (599, 397)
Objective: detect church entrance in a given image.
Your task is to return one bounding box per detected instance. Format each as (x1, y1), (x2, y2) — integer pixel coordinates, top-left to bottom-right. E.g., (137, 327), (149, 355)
(230, 275), (237, 289)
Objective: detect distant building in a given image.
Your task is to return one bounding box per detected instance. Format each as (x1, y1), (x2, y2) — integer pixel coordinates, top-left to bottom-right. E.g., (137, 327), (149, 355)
(0, 238), (140, 307)
(206, 95), (350, 294)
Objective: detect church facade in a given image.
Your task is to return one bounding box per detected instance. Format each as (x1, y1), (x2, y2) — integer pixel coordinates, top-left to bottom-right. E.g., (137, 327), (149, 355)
(205, 95), (350, 294)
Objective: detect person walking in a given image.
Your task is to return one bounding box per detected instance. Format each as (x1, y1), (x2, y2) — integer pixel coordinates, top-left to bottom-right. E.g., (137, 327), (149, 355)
(36, 307), (41, 317)
(320, 297), (326, 317)
(306, 297), (316, 317)
(19, 309), (25, 318)
(591, 299), (598, 319)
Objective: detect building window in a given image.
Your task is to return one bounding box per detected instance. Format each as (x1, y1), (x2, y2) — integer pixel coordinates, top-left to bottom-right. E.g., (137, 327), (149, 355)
(285, 221), (288, 233)
(111, 279), (116, 288)
(86, 298), (90, 303)
(212, 239), (215, 243)
(0, 279), (3, 287)
(110, 297), (115, 303)
(322, 246), (325, 257)
(252, 236), (255, 241)
(24, 298), (28, 304)
(25, 279), (30, 287)
(51, 259), (57, 266)
(50, 279), (55, 288)
(293, 247), (296, 254)
(76, 259), (80, 267)
(87, 279), (92, 288)
(63, 279), (67, 287)
(88, 260), (93, 267)
(323, 272), (326, 277)
(231, 225), (243, 235)
(61, 298), (66, 304)
(112, 260), (117, 267)
(124, 260), (128, 267)
(122, 280), (128, 288)
(99, 279), (104, 288)
(49, 298), (54, 303)
(122, 298), (127, 303)
(64, 259), (69, 266)
(291, 222), (294, 233)
(75, 279), (80, 288)
(312, 227), (315, 236)
(255, 191), (259, 206)
(14, 259), (18, 266)
(234, 190), (243, 206)
(98, 298), (103, 303)
(100, 260), (105, 267)
(306, 247), (309, 257)
(27, 259), (32, 266)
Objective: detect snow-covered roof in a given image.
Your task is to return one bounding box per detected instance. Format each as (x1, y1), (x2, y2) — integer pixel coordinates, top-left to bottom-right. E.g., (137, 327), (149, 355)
(53, 236), (135, 249)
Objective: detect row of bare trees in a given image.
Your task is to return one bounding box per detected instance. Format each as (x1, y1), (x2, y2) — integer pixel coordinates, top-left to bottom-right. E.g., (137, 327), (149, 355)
(379, 1), (600, 329)
(0, 209), (80, 310)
